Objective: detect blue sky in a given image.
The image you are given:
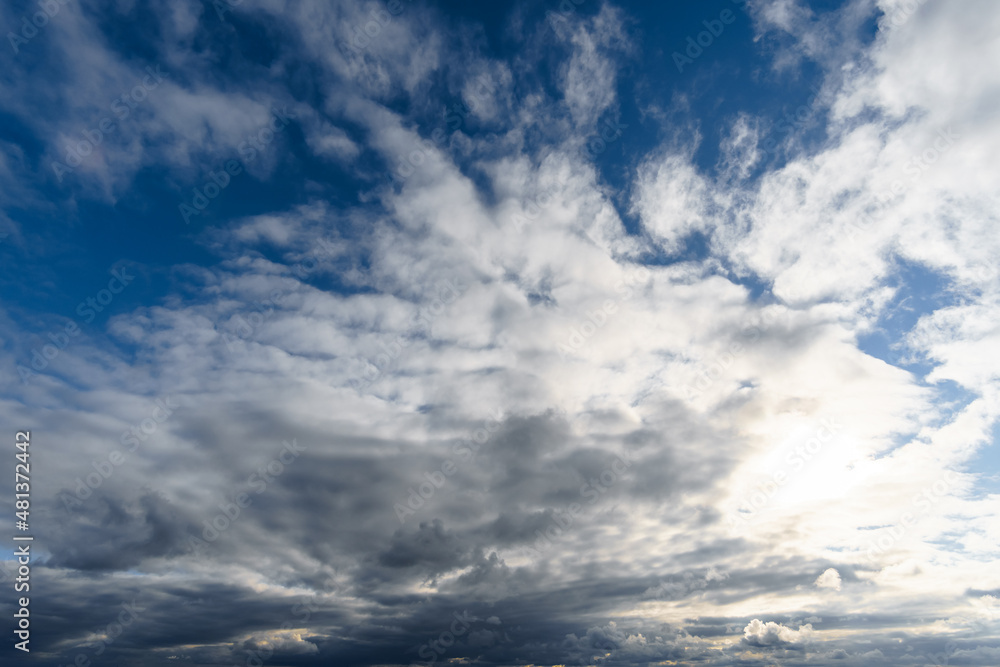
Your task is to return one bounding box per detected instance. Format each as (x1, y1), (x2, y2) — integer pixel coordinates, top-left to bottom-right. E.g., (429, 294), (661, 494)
(1, 0), (999, 665)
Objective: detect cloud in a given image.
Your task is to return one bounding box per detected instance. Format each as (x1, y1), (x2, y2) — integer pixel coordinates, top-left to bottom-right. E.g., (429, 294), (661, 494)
(742, 619), (815, 647)
(553, 4), (629, 129)
(1, 0), (999, 665)
(815, 567), (843, 591)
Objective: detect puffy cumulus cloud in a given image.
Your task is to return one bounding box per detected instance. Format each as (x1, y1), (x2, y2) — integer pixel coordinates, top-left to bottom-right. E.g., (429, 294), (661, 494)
(814, 567), (842, 590)
(742, 619), (814, 647)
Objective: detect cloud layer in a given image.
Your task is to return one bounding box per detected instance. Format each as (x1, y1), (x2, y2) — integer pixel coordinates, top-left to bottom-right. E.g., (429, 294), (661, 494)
(0, 0), (997, 665)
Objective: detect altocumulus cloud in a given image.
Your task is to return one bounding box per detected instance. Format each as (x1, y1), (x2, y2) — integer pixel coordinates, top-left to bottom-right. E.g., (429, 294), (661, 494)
(0, 0), (998, 665)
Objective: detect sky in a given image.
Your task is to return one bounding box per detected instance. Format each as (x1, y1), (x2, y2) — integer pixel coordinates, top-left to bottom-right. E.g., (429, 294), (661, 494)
(0, 0), (998, 665)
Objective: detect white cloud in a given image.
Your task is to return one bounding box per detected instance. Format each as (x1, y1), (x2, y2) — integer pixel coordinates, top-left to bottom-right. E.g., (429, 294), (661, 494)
(742, 619), (814, 646)
(814, 568), (842, 591)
